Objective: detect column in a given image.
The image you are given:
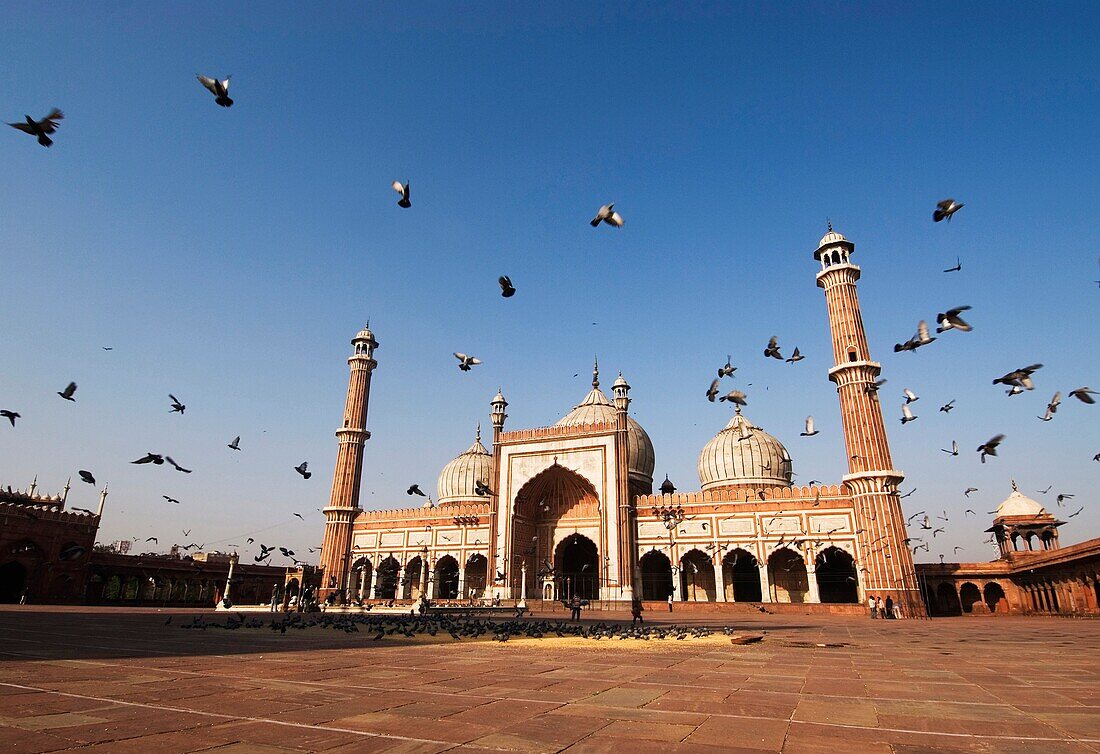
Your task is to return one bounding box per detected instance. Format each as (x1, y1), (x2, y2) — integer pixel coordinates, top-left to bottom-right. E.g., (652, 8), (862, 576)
(759, 561), (773, 603)
(806, 560), (821, 603)
(519, 562), (528, 608)
(713, 560), (726, 602)
(458, 561), (466, 600)
(368, 565), (378, 599)
(397, 567), (405, 599)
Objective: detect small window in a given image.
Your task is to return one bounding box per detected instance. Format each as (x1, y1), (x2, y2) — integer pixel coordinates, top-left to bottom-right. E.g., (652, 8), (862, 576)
(847, 349), (858, 362)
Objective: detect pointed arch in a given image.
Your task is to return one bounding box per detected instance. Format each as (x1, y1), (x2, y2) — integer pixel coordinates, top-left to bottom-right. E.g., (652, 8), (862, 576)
(814, 546), (858, 603)
(722, 548), (761, 602)
(679, 549), (716, 602)
(768, 548), (808, 603)
(639, 550), (673, 600)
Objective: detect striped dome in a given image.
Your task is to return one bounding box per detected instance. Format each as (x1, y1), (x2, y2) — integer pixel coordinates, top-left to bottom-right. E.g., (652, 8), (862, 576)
(437, 427), (492, 505)
(556, 386), (655, 484)
(698, 408), (793, 491)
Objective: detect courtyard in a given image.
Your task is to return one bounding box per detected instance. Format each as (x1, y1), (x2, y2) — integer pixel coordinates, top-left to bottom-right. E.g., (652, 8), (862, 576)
(1, 606), (1098, 753)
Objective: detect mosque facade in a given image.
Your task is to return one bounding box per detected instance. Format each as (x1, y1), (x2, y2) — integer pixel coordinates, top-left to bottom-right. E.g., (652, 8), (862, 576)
(317, 229), (928, 615)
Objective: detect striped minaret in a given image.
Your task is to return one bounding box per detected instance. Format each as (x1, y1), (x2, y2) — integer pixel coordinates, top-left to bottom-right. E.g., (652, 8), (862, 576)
(815, 228), (924, 617)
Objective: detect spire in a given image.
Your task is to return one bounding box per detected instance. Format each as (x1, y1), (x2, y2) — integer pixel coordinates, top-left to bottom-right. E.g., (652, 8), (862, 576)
(28, 475), (37, 497)
(1011, 479), (1018, 492)
(592, 356), (600, 389)
(475, 422), (481, 443)
(827, 217), (833, 232)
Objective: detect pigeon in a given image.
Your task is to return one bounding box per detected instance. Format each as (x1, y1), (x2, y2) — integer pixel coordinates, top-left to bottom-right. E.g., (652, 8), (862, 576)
(391, 180), (411, 208)
(717, 356), (736, 378)
(454, 352), (482, 371)
(939, 399), (956, 413)
(953, 546), (964, 554)
(228, 436), (241, 450)
(785, 347), (804, 363)
(58, 382), (77, 401)
(169, 394), (186, 414)
(1038, 392), (1061, 422)
(903, 388), (919, 404)
(894, 321), (936, 352)
(965, 509), (975, 517)
(196, 75), (233, 107)
(933, 198), (964, 222)
(166, 457), (192, 473)
(920, 515), (932, 530)
(293, 513), (304, 520)
(131, 453), (165, 465)
(498, 276), (515, 297)
(1006, 385), (1025, 397)
(900, 404), (917, 424)
(941, 440), (959, 456)
(943, 257), (962, 273)
(993, 364), (1042, 391)
(590, 203), (624, 228)
(1068, 506), (1084, 518)
(936, 305), (973, 333)
(294, 462), (311, 479)
(146, 537), (158, 543)
(8, 108), (64, 147)
(407, 484), (426, 497)
(800, 416), (818, 436)
(706, 379), (720, 402)
(162, 495), (180, 504)
(0, 410), (18, 427)
(865, 378), (887, 396)
(474, 480), (491, 496)
(1069, 387), (1097, 404)
(977, 434), (1005, 463)
(763, 336), (782, 360)
(964, 487), (978, 497)
(719, 389), (747, 406)
(1094, 453), (1100, 462)
(1056, 493), (1074, 505)
(78, 470), (96, 485)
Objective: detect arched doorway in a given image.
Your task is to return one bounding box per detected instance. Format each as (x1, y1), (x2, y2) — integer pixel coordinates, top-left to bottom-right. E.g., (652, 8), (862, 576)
(639, 550), (673, 600)
(351, 557), (372, 601)
(465, 554), (487, 599)
(959, 582), (981, 613)
(814, 547), (858, 603)
(680, 549), (715, 602)
(376, 557), (399, 599)
(0, 562), (28, 603)
(512, 464), (601, 599)
(435, 556), (459, 599)
(403, 557), (424, 600)
(556, 535), (599, 600)
(983, 582), (1007, 613)
(936, 582), (961, 615)
(723, 548), (761, 602)
(768, 548), (808, 603)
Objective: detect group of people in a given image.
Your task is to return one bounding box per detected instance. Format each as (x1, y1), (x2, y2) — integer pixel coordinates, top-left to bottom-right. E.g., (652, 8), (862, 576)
(869, 594), (902, 619)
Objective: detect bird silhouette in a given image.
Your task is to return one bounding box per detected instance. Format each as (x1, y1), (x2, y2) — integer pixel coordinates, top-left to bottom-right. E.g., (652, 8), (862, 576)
(57, 382), (77, 401)
(1069, 387), (1097, 404)
(943, 257), (962, 273)
(228, 436), (241, 451)
(0, 410), (19, 427)
(894, 321), (935, 352)
(132, 453), (165, 465)
(498, 276), (516, 298)
(706, 379), (720, 402)
(407, 484), (426, 497)
(454, 352), (482, 371)
(166, 456), (192, 473)
(162, 495), (180, 504)
(785, 347), (804, 363)
(941, 440), (959, 456)
(8, 108), (64, 147)
(169, 394), (186, 414)
(939, 399), (956, 413)
(933, 198), (964, 222)
(977, 435), (1005, 463)
(590, 203), (624, 228)
(718, 356), (736, 378)
(763, 336), (783, 360)
(936, 305), (973, 333)
(78, 470), (96, 485)
(391, 180), (411, 208)
(197, 75), (233, 107)
(800, 416), (818, 436)
(294, 462), (311, 479)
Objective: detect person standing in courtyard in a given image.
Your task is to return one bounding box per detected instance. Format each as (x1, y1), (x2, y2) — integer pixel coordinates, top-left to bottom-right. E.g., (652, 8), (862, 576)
(668, 591), (674, 613)
(631, 597), (644, 626)
(885, 595), (894, 619)
(876, 596), (884, 618)
(869, 594), (877, 618)
(569, 594), (582, 621)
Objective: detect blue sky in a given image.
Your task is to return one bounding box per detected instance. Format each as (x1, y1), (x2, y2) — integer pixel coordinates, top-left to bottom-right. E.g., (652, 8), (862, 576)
(1, 2), (1097, 565)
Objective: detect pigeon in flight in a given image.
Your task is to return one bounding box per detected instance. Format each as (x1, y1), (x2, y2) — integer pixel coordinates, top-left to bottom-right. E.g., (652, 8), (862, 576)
(132, 453), (165, 465)
(903, 388), (919, 404)
(498, 276), (516, 298)
(294, 462), (311, 479)
(292, 513), (304, 520)
(0, 410), (18, 427)
(162, 495), (180, 504)
(1068, 506), (1084, 518)
(785, 347), (804, 363)
(936, 306), (973, 333)
(1069, 387), (1097, 404)
(166, 457), (192, 473)
(1038, 392), (1061, 422)
(706, 379), (720, 402)
(941, 440), (959, 456)
(964, 487), (978, 497)
(865, 378), (887, 396)
(474, 480), (491, 496)
(719, 389), (747, 406)
(169, 394), (186, 414)
(228, 436), (241, 451)
(454, 352), (482, 371)
(391, 180), (411, 208)
(977, 434), (1005, 463)
(8, 108), (64, 147)
(900, 404), (917, 424)
(763, 336), (783, 360)
(894, 321), (936, 352)
(590, 203), (624, 228)
(800, 416), (818, 436)
(933, 198), (964, 222)
(943, 257), (962, 273)
(407, 484), (426, 497)
(78, 470), (96, 485)
(993, 364), (1042, 391)
(718, 356), (736, 378)
(58, 382), (77, 401)
(196, 75), (233, 107)
(1056, 493), (1075, 507)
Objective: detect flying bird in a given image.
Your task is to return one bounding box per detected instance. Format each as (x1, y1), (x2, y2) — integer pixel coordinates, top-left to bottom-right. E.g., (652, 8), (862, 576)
(391, 180), (411, 208)
(718, 356), (735, 378)
(936, 305), (973, 333)
(941, 440), (959, 456)
(169, 394), (186, 414)
(706, 379), (720, 402)
(964, 488), (978, 497)
(407, 484), (426, 497)
(474, 480), (491, 496)
(228, 436), (241, 451)
(763, 336), (783, 360)
(131, 453), (165, 465)
(1069, 387), (1097, 404)
(903, 388), (919, 404)
(0, 410), (18, 427)
(1037, 485), (1053, 494)
(454, 352), (482, 371)
(498, 276), (515, 298)
(146, 537), (158, 543)
(162, 495), (180, 504)
(939, 400), (955, 413)
(8, 108), (64, 147)
(719, 389), (747, 406)
(196, 75), (233, 107)
(964, 509), (975, 517)
(165, 457), (192, 473)
(58, 382), (77, 401)
(943, 257), (962, 273)
(865, 378), (887, 396)
(1038, 392), (1061, 422)
(993, 364), (1042, 391)
(78, 470), (96, 485)
(894, 321), (936, 352)
(785, 347), (804, 363)
(977, 434), (1005, 463)
(1068, 506), (1084, 518)
(1056, 493), (1074, 506)
(800, 416), (818, 436)
(590, 203), (623, 228)
(293, 513), (304, 520)
(933, 198), (964, 222)
(294, 462), (311, 479)
(900, 404), (917, 424)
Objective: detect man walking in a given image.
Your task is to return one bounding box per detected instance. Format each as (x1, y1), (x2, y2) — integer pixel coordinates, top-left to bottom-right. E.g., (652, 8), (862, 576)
(885, 595), (894, 620)
(869, 594), (877, 618)
(630, 597), (644, 627)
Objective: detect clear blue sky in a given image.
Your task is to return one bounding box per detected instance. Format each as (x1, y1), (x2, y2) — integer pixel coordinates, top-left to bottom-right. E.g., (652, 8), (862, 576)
(2, 2), (1097, 565)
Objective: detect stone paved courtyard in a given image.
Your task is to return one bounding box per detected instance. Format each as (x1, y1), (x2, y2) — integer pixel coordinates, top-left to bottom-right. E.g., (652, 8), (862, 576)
(1, 606), (1099, 753)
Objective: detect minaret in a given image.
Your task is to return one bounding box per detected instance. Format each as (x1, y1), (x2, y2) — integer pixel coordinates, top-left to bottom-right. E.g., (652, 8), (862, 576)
(96, 484), (109, 517)
(487, 389), (508, 596)
(318, 324), (378, 603)
(815, 228), (924, 616)
(612, 372), (635, 601)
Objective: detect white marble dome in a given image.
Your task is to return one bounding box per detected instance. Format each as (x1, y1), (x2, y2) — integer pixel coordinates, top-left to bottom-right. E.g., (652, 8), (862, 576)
(994, 486), (1046, 518)
(436, 427), (492, 505)
(698, 408), (793, 490)
(556, 383), (655, 485)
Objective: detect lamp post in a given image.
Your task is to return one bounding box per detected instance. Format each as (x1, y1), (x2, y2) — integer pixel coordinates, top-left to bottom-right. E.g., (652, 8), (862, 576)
(651, 502), (685, 599)
(518, 561), (528, 610)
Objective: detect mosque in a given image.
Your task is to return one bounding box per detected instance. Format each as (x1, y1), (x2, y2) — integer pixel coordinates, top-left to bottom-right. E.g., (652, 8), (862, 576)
(317, 229), (928, 615)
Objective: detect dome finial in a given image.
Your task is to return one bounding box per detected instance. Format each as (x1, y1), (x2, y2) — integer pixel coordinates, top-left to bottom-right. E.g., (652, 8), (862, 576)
(592, 356), (600, 389)
(475, 422), (481, 443)
(826, 217), (833, 233)
(1011, 478), (1018, 492)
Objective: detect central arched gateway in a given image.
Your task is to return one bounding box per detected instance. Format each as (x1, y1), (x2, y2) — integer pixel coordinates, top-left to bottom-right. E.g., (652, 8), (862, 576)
(0, 561), (28, 604)
(639, 550), (673, 600)
(556, 534), (599, 600)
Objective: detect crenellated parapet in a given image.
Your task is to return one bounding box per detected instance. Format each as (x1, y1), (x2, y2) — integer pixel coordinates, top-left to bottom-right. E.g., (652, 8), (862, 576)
(499, 420), (617, 444)
(355, 501), (490, 523)
(0, 501), (99, 523)
(636, 483), (847, 509)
